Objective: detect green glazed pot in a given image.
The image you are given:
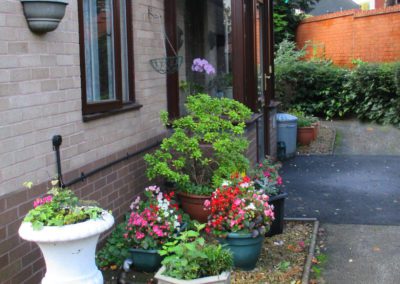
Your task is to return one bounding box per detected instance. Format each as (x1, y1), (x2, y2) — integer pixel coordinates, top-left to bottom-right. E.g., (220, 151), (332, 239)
(219, 233), (264, 271)
(129, 248), (162, 272)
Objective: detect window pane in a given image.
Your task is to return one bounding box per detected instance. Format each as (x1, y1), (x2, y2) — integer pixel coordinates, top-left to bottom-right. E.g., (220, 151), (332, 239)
(83, 0), (116, 103)
(177, 0), (233, 114)
(120, 0), (130, 102)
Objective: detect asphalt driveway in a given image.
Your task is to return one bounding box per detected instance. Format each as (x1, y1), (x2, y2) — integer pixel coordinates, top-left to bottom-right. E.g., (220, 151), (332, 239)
(282, 155), (400, 225)
(281, 120), (400, 283)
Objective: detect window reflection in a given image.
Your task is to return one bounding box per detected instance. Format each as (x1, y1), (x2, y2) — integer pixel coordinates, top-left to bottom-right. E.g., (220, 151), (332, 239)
(176, 0), (233, 114)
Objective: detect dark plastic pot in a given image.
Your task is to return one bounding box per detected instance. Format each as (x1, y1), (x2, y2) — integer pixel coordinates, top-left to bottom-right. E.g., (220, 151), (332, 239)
(178, 192), (211, 223)
(129, 248), (162, 272)
(219, 233), (264, 271)
(266, 192), (288, 237)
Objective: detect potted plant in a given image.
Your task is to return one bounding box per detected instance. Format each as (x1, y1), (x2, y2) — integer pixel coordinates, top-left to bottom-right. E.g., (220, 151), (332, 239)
(20, 0), (69, 33)
(123, 186), (185, 272)
(311, 116), (320, 140)
(144, 94), (252, 222)
(251, 158), (287, 237)
(96, 222), (131, 272)
(290, 109), (315, 145)
(212, 73), (233, 98)
(155, 224), (233, 284)
(204, 175), (274, 270)
(18, 181), (114, 284)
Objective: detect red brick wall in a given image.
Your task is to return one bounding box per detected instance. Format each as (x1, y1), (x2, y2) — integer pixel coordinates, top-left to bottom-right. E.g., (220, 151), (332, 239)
(296, 5), (400, 66)
(376, 0), (385, 8)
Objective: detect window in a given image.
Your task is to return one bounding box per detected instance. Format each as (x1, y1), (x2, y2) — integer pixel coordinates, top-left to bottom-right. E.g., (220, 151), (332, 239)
(176, 0), (233, 114)
(78, 0), (136, 115)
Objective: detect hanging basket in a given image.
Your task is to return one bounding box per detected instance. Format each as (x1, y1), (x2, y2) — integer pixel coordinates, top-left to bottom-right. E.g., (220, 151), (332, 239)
(149, 56), (183, 75)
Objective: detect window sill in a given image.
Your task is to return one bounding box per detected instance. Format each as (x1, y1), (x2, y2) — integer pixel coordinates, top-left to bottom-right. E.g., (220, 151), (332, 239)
(82, 102), (143, 122)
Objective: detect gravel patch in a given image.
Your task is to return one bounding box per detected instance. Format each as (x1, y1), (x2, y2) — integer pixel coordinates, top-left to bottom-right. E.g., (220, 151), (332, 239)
(297, 125), (336, 156)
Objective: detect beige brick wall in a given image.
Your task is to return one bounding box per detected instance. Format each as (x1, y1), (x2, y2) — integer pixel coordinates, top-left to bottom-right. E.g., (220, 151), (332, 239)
(0, 0), (168, 197)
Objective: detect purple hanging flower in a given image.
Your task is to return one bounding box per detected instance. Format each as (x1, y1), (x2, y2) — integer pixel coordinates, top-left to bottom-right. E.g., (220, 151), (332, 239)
(191, 58), (216, 75)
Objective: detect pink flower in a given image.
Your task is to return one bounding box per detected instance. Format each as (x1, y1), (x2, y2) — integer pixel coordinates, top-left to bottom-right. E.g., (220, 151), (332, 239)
(204, 199), (211, 208)
(233, 199), (242, 206)
(264, 209), (274, 219)
(277, 176), (283, 185)
(153, 226), (164, 237)
(33, 195), (53, 208)
(135, 231), (145, 240)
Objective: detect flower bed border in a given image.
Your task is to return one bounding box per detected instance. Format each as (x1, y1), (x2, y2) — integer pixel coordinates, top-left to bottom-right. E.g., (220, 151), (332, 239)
(284, 217), (319, 284)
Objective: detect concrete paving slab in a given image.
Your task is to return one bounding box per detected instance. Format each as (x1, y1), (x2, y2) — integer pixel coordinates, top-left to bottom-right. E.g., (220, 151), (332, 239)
(282, 155), (400, 225)
(324, 120), (400, 156)
(322, 224), (400, 284)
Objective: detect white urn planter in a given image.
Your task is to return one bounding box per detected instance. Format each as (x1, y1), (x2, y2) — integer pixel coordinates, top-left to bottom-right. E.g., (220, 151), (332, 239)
(155, 266), (231, 284)
(19, 212), (114, 284)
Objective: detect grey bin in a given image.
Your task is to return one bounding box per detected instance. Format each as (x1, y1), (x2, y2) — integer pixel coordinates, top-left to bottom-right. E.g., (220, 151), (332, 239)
(276, 113), (298, 158)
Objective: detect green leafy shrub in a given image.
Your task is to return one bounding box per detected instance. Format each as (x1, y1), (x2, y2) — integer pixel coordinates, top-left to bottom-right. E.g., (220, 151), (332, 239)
(343, 62), (400, 126)
(159, 224), (233, 280)
(96, 222), (130, 270)
(23, 182), (104, 230)
(145, 94), (252, 191)
(275, 58), (348, 117)
(275, 40), (400, 126)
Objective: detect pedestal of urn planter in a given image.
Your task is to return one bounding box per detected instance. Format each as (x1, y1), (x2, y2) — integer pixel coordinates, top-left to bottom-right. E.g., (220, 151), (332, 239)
(18, 212), (114, 284)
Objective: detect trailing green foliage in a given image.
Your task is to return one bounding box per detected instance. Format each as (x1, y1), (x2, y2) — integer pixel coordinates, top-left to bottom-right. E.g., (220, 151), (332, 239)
(275, 41), (400, 126)
(145, 94), (252, 190)
(178, 183), (214, 196)
(159, 224), (233, 280)
(288, 108), (317, 127)
(24, 184), (103, 231)
(96, 222), (130, 269)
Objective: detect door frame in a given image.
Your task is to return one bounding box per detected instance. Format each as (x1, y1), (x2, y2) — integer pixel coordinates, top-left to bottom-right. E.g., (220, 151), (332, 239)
(164, 0), (275, 157)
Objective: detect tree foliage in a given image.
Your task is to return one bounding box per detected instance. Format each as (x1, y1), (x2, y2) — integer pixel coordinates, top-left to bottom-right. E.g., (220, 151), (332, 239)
(273, 0), (319, 45)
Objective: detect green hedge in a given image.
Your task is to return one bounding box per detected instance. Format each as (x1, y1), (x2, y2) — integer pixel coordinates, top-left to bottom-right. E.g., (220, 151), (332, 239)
(275, 41), (400, 126)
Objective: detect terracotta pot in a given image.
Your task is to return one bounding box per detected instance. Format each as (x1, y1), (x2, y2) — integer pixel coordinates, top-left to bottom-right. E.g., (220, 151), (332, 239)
(312, 122), (319, 140)
(178, 192), (211, 223)
(297, 127), (314, 145)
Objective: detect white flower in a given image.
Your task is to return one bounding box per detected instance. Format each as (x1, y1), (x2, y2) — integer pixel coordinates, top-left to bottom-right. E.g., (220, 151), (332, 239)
(221, 180), (230, 186)
(245, 203), (256, 210)
(240, 182), (250, 188)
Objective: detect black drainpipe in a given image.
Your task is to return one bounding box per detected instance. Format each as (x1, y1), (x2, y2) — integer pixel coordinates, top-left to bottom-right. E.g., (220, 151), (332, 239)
(52, 135), (161, 188)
